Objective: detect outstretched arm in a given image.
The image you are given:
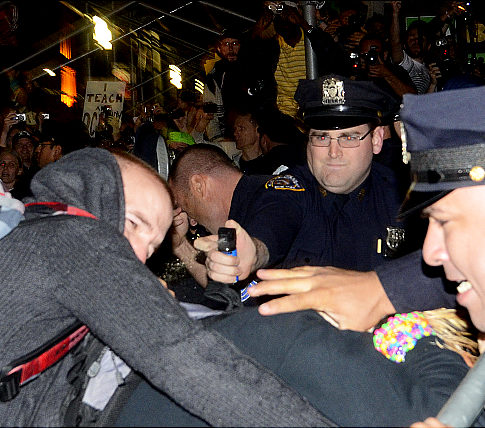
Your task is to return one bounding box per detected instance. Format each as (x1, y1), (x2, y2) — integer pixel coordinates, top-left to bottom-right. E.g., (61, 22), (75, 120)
(249, 265), (396, 331)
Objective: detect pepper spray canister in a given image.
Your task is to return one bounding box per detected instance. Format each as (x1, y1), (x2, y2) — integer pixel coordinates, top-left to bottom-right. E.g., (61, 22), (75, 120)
(218, 227), (238, 282)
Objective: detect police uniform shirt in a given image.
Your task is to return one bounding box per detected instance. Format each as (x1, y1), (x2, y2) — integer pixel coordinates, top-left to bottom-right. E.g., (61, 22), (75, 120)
(229, 162), (406, 271)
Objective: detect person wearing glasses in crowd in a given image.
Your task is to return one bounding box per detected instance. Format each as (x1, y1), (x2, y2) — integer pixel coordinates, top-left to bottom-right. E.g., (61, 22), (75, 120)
(34, 120), (87, 169)
(202, 30), (244, 142)
(192, 75), (414, 292)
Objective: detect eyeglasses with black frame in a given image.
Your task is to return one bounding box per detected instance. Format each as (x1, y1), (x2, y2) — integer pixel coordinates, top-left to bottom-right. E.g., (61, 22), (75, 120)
(308, 126), (375, 148)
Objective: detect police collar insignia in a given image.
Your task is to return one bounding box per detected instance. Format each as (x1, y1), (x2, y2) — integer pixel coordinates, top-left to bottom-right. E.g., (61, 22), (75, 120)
(265, 175), (305, 191)
(321, 77), (345, 105)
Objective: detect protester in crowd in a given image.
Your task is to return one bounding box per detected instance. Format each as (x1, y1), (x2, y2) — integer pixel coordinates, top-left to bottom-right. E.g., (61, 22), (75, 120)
(390, 1), (432, 93)
(356, 33), (417, 98)
(0, 147), (329, 427)
(249, 1), (350, 117)
(34, 119), (88, 169)
(202, 31), (245, 141)
(0, 147), (29, 200)
(232, 110), (264, 173)
(11, 130), (37, 184)
(254, 107), (306, 174)
(0, 110), (24, 148)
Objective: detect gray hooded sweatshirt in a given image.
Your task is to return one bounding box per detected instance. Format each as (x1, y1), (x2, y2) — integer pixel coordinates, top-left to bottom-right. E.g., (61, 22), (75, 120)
(0, 148), (329, 427)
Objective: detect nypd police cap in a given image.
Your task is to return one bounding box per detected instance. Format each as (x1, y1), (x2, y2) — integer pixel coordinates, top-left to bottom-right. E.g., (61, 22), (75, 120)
(399, 85), (485, 216)
(294, 75), (399, 130)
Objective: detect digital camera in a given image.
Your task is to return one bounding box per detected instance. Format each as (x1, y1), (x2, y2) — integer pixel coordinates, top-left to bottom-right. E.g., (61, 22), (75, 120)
(267, 2), (284, 14)
(364, 46), (379, 66)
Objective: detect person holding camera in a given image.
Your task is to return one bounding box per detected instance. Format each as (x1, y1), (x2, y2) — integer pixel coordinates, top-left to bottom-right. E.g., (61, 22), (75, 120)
(249, 1), (349, 118)
(356, 33), (417, 99)
(390, 1), (433, 94)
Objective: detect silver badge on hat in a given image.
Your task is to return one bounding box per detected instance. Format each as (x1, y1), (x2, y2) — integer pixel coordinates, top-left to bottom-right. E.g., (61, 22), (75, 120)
(322, 78), (345, 105)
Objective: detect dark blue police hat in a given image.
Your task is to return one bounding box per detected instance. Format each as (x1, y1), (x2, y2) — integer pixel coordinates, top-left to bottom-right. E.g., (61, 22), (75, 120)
(399, 85), (485, 217)
(294, 75), (399, 130)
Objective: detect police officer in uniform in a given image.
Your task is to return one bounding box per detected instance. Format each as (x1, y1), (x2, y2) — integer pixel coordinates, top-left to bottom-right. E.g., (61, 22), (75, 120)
(195, 75), (415, 289)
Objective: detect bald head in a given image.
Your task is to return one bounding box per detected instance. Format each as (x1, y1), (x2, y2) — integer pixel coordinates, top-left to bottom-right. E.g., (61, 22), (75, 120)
(168, 144), (242, 233)
(169, 144), (241, 195)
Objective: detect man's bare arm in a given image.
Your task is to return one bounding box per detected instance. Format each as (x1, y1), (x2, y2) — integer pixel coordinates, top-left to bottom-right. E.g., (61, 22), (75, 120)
(171, 208), (208, 287)
(390, 1), (404, 64)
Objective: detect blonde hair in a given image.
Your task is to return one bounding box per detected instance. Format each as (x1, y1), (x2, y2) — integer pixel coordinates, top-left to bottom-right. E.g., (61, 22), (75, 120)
(424, 308), (479, 364)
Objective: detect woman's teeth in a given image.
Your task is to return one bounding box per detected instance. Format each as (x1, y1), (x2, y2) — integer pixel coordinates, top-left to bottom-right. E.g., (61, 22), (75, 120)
(457, 281), (472, 293)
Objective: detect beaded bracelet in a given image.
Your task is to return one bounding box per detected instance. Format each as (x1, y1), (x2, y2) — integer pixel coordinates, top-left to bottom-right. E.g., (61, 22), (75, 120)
(373, 312), (436, 363)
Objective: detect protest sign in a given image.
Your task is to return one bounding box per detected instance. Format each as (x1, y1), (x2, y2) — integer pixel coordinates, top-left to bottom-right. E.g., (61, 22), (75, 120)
(82, 81), (126, 137)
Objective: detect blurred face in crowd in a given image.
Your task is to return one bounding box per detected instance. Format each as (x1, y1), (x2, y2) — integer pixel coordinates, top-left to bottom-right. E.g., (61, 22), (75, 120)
(13, 137), (35, 167)
(35, 141), (61, 168)
(118, 159), (173, 264)
(406, 27), (428, 59)
(306, 123), (383, 194)
(217, 37), (240, 62)
(423, 187), (485, 332)
(233, 114), (260, 151)
(0, 151), (21, 190)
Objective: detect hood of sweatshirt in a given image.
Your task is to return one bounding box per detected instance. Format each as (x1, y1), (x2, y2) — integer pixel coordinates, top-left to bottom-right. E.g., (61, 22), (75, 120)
(24, 148), (125, 233)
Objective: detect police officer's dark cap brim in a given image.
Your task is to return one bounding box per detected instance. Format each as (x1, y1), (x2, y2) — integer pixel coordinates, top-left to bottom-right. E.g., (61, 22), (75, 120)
(303, 108), (379, 130)
(397, 86), (485, 218)
(398, 190), (450, 218)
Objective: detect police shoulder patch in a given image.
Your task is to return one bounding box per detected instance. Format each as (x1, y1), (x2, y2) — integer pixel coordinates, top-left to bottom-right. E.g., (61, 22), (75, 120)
(264, 174), (305, 191)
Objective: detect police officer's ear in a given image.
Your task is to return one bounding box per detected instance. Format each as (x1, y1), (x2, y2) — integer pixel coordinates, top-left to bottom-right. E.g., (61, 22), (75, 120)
(189, 173), (208, 199)
(371, 125), (385, 155)
(259, 133), (270, 154)
(53, 144), (63, 162)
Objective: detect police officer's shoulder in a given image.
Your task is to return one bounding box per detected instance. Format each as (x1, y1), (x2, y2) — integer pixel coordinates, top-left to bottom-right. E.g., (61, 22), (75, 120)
(264, 173), (306, 192)
(372, 160), (399, 187)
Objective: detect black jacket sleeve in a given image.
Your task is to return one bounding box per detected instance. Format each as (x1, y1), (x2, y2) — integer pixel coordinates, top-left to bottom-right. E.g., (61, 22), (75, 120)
(375, 250), (457, 313)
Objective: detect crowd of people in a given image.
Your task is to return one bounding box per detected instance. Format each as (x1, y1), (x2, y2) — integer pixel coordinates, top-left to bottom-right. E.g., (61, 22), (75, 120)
(2, 0), (485, 427)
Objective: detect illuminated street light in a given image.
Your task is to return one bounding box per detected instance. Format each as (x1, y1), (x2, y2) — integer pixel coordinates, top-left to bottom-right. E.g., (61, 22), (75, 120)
(43, 68), (56, 77)
(195, 78), (204, 94)
(169, 64), (182, 89)
(93, 16), (112, 50)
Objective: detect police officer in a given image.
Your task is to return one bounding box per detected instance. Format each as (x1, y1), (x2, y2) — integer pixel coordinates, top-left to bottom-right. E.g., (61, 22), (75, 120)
(248, 84), (485, 333)
(192, 75), (413, 287)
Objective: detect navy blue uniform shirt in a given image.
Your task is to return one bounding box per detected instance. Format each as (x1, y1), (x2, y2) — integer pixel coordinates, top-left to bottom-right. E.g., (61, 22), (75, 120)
(230, 162), (406, 271)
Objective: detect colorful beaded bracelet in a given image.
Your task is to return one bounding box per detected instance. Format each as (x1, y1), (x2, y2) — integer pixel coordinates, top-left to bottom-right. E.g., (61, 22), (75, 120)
(373, 312), (436, 363)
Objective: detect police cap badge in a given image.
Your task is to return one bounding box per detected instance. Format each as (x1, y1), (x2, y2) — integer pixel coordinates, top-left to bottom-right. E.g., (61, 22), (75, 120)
(294, 75), (399, 131)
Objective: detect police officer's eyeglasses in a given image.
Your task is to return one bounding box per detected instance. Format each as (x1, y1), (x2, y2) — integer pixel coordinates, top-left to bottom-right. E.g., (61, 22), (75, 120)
(309, 127), (374, 148)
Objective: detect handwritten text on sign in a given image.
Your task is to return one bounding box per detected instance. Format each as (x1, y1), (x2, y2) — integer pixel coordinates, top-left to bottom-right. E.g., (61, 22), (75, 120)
(82, 81), (126, 138)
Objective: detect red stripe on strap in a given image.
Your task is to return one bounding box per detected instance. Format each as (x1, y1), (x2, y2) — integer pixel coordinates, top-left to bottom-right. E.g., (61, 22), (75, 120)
(8, 326), (89, 385)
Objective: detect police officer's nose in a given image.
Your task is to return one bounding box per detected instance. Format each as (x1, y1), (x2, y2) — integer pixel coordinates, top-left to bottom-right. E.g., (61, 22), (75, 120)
(328, 139), (342, 159)
(422, 220), (448, 267)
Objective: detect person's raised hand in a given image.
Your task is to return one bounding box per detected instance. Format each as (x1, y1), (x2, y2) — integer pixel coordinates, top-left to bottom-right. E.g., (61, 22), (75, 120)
(171, 207), (189, 251)
(392, 1), (402, 15)
(248, 265), (396, 331)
